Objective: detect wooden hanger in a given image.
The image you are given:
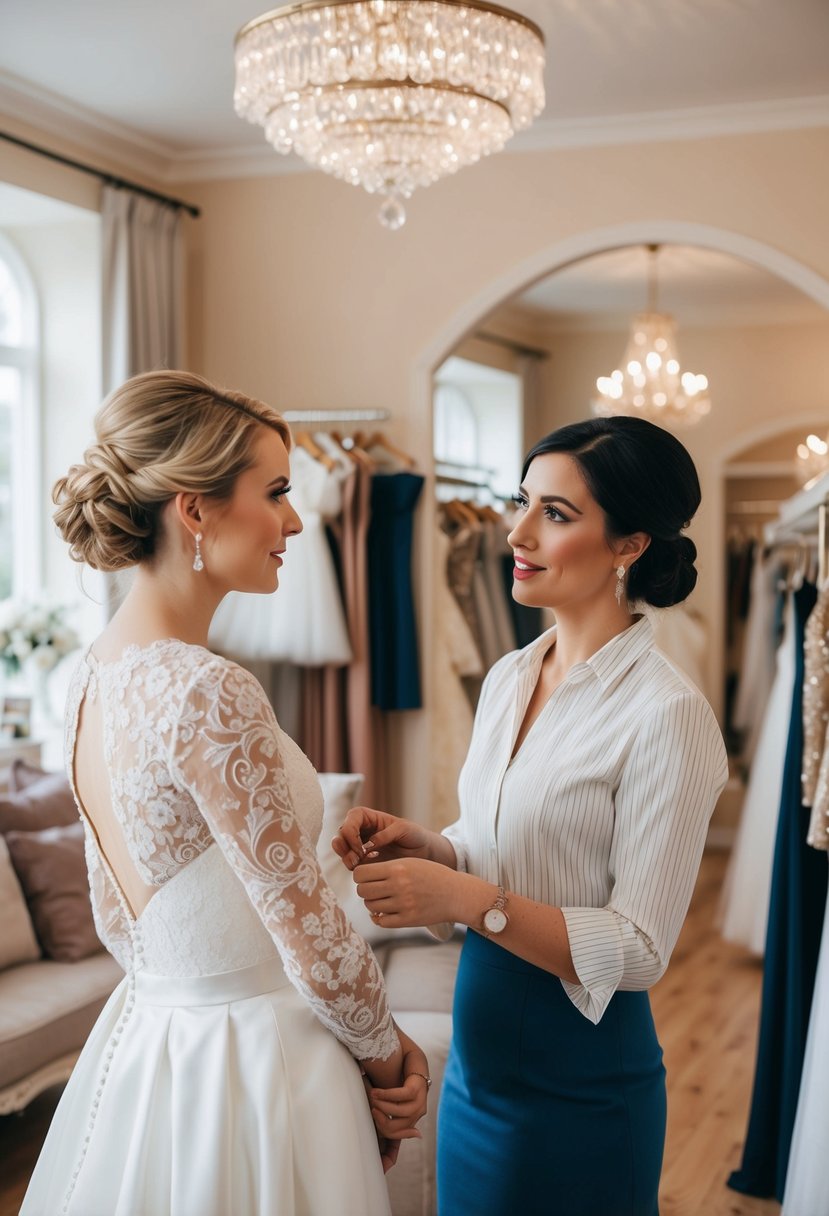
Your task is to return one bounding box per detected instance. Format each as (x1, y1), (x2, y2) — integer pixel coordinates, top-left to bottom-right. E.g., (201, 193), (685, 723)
(294, 430), (336, 471)
(330, 430), (375, 469)
(354, 430), (417, 469)
(469, 501), (503, 524)
(441, 498), (480, 527)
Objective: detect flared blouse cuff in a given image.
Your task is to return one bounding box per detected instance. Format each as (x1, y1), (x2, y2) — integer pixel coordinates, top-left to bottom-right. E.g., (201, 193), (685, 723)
(560, 906), (625, 1024)
(426, 921), (455, 942)
(440, 825), (468, 873)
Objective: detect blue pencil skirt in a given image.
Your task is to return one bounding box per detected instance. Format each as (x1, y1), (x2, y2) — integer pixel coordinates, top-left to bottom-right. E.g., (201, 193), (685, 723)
(437, 931), (666, 1216)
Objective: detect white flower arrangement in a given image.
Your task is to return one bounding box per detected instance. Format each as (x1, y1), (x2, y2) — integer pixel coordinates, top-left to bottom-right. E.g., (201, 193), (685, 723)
(0, 598), (81, 676)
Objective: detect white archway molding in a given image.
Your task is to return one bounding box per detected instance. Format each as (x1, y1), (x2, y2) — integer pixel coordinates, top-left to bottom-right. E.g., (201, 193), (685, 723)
(717, 411), (829, 468)
(413, 219), (829, 385)
(408, 221), (829, 800)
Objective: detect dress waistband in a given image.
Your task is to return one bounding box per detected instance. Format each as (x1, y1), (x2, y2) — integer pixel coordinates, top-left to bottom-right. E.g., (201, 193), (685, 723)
(134, 958), (291, 1007)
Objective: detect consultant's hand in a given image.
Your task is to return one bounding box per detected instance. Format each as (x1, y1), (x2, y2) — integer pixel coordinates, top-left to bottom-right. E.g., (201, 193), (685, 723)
(354, 857), (461, 928)
(332, 806), (431, 871)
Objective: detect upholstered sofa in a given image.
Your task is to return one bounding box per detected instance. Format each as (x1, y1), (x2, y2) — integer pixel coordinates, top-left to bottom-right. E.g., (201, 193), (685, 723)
(0, 765), (459, 1216)
(0, 759), (123, 1116)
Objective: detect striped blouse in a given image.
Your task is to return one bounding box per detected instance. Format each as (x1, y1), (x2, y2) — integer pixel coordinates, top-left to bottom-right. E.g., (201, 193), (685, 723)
(442, 615), (729, 1024)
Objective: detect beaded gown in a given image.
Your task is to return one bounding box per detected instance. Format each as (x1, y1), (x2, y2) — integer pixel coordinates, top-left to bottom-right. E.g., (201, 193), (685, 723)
(21, 641), (397, 1216)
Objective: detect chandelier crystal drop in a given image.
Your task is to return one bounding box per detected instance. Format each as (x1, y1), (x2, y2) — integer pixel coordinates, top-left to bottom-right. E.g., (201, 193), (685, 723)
(795, 433), (829, 486)
(592, 246), (712, 429)
(234, 0), (546, 228)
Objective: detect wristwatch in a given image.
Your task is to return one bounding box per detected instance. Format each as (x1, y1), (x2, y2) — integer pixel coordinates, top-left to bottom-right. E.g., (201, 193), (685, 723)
(482, 885), (509, 937)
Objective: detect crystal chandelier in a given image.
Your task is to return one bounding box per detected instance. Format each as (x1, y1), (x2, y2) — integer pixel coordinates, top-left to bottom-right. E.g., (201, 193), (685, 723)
(593, 245), (712, 428)
(795, 433), (829, 485)
(234, 0), (546, 229)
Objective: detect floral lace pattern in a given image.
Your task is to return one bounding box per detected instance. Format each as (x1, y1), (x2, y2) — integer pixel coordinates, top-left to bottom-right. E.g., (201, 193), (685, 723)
(65, 640), (398, 1062)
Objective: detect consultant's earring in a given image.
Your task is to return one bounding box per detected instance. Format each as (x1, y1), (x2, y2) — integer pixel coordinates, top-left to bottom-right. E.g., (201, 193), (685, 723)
(614, 564), (626, 605)
(193, 533), (204, 573)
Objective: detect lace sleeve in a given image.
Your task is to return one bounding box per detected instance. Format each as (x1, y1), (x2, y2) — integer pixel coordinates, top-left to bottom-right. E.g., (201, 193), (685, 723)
(167, 659), (399, 1062)
(83, 823), (132, 972)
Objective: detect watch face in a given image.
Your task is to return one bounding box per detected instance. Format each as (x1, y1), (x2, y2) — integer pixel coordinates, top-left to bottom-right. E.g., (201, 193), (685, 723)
(483, 907), (508, 935)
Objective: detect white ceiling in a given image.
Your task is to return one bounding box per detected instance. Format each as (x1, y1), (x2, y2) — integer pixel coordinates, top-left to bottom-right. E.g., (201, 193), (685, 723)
(2, 2), (828, 328)
(511, 244), (829, 329)
(0, 0), (827, 171)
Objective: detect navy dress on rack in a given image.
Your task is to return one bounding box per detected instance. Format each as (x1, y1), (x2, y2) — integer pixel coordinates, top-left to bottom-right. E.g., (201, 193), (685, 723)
(728, 580), (829, 1202)
(367, 471), (424, 711)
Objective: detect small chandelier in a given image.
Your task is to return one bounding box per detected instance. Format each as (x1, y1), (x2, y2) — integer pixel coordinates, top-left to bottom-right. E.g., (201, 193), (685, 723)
(234, 0), (546, 229)
(593, 245), (712, 428)
(795, 432), (829, 485)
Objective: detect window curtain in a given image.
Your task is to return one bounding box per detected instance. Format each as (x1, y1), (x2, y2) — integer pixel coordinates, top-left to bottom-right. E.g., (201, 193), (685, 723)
(100, 185), (184, 614)
(101, 185), (184, 391)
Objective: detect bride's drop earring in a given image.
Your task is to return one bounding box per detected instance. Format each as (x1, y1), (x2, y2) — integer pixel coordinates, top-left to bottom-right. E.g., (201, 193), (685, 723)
(193, 533), (204, 573)
(614, 564), (626, 605)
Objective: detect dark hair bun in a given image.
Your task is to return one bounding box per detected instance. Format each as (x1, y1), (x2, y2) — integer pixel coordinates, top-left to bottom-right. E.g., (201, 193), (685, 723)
(629, 534), (697, 608)
(522, 416), (701, 609)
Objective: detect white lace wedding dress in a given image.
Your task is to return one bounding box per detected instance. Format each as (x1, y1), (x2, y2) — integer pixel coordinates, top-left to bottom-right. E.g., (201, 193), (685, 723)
(21, 640), (397, 1216)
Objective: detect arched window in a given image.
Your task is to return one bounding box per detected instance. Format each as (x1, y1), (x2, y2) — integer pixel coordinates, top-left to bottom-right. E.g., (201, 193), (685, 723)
(434, 382), (479, 467)
(0, 233), (40, 601)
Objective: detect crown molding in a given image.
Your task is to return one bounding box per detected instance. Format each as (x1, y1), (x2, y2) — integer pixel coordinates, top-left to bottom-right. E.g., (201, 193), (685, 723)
(167, 144), (310, 182)
(507, 94), (829, 153)
(0, 69), (176, 183)
(2, 65), (827, 187)
(165, 93), (829, 182)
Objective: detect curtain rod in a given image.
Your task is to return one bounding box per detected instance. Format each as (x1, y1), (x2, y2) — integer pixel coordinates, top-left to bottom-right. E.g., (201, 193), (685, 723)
(0, 130), (201, 218)
(473, 330), (549, 360)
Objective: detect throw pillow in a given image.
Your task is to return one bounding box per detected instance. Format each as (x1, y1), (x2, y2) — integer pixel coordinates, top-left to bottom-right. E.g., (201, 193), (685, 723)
(5, 822), (101, 962)
(9, 758), (52, 792)
(316, 772), (399, 946)
(0, 771), (78, 833)
(0, 835), (41, 969)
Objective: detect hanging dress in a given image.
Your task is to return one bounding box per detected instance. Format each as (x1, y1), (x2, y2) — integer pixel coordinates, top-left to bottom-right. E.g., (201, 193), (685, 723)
(209, 446), (353, 666)
(732, 550), (780, 764)
(367, 471), (424, 710)
(719, 593), (795, 955)
(431, 527), (484, 831)
(21, 642), (397, 1216)
(728, 581), (829, 1203)
(781, 860), (829, 1215)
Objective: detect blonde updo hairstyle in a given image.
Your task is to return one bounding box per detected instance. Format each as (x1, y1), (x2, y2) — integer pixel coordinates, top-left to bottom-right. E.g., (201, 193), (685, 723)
(53, 371), (291, 572)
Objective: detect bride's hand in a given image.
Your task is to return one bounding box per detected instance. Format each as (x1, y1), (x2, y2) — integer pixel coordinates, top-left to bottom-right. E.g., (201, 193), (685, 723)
(369, 1031), (430, 1144)
(332, 806), (430, 870)
(360, 1070), (404, 1173)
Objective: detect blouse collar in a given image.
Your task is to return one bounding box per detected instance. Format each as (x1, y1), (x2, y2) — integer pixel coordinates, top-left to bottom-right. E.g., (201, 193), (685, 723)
(516, 614), (655, 692)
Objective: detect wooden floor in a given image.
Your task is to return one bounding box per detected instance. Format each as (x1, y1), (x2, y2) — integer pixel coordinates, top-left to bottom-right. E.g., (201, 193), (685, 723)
(652, 850), (779, 1216)
(0, 850), (780, 1216)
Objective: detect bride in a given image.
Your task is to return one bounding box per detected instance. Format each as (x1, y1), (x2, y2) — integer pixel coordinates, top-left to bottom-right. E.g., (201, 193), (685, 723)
(21, 371), (427, 1216)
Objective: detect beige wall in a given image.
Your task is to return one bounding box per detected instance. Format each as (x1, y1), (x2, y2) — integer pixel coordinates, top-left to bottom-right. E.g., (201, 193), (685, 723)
(3, 122), (829, 819)
(179, 127), (829, 820)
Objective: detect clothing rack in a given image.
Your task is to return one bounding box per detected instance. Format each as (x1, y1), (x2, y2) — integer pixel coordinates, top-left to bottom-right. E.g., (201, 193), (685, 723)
(283, 409), (390, 423)
(764, 470), (829, 584)
(435, 459), (500, 504)
(729, 500), (785, 515)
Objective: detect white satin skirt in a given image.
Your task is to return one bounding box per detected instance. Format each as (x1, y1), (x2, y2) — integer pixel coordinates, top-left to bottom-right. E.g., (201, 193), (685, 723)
(21, 959), (391, 1216)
